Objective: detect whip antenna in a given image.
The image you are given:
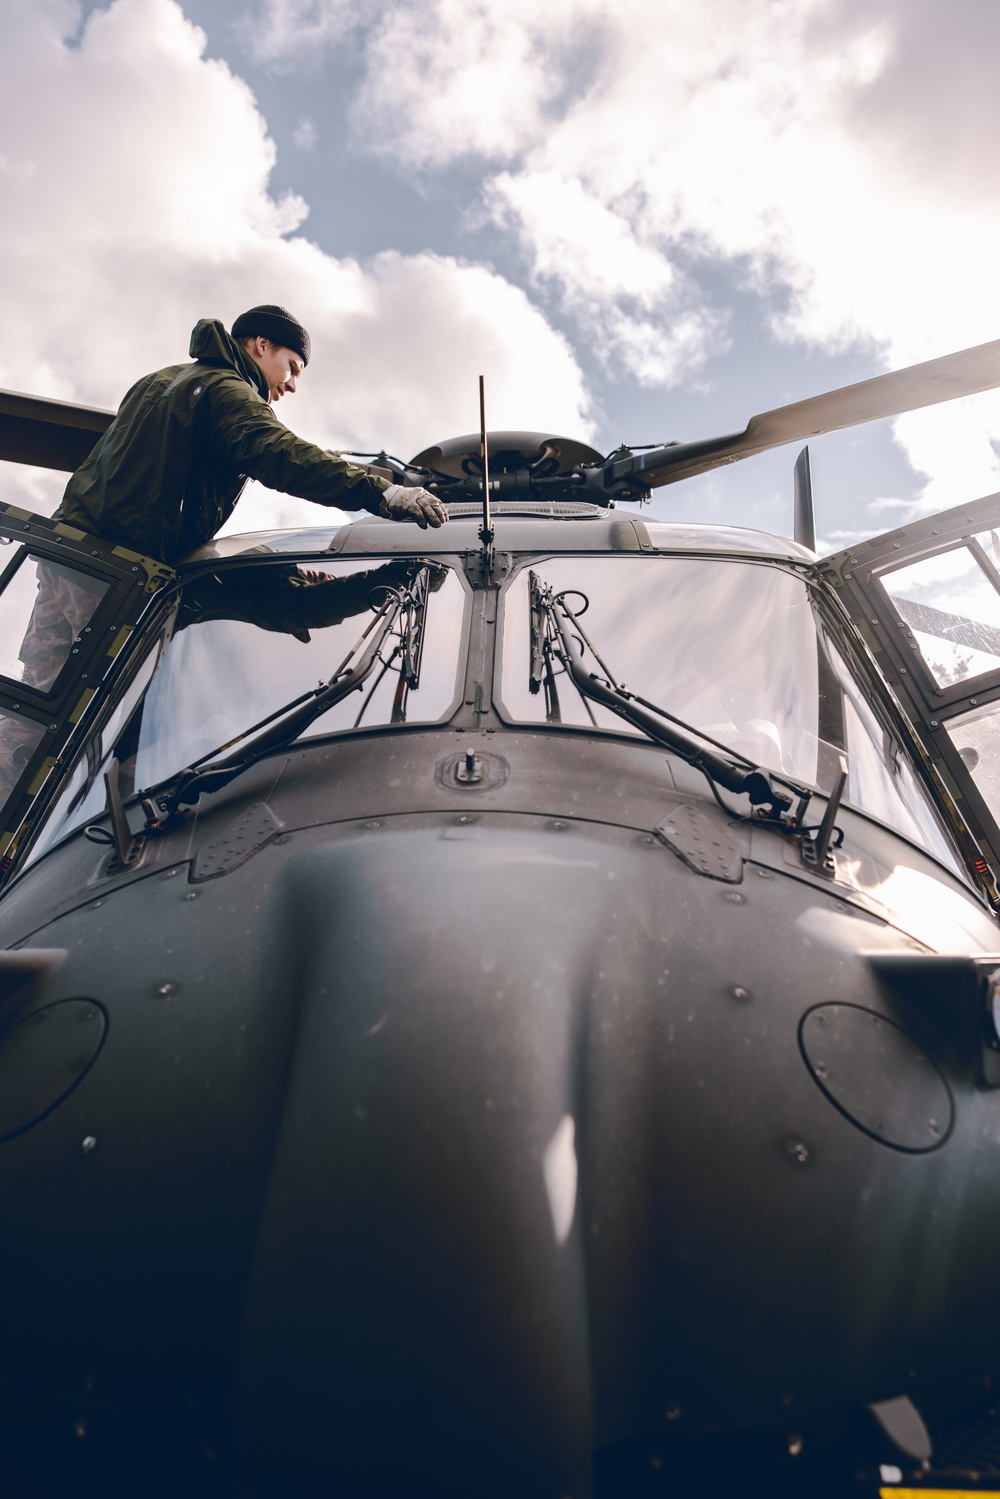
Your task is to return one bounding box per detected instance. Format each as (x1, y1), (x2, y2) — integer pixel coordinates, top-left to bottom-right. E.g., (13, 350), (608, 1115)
(478, 375), (494, 569)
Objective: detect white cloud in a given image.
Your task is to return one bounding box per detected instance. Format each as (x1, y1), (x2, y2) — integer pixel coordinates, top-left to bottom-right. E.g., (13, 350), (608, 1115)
(240, 0), (359, 68)
(327, 0), (1000, 513)
(482, 170), (728, 386)
(0, 0), (591, 524)
(349, 0), (609, 168)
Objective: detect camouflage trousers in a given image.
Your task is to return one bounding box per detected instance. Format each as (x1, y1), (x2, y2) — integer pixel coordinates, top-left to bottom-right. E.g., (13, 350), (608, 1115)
(18, 561), (105, 693)
(0, 564), (105, 813)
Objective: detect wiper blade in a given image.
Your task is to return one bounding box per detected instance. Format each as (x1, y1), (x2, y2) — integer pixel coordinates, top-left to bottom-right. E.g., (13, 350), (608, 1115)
(530, 573), (809, 817)
(143, 568), (429, 820)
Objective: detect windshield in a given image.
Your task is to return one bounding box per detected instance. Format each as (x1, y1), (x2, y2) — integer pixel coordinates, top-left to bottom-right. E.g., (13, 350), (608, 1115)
(500, 555), (959, 868)
(28, 557), (466, 859)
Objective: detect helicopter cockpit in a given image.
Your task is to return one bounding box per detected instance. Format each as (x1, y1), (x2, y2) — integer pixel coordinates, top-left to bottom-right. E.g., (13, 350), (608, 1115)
(8, 521), (963, 891)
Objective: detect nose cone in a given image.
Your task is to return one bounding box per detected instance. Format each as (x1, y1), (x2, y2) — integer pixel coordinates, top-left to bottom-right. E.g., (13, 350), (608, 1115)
(235, 825), (601, 1496)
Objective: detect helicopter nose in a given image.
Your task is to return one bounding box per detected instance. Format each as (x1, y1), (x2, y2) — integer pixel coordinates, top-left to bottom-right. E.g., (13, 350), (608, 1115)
(234, 826), (602, 1497)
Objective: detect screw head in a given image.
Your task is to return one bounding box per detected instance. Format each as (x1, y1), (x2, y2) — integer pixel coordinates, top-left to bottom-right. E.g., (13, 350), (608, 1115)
(784, 1138), (812, 1166)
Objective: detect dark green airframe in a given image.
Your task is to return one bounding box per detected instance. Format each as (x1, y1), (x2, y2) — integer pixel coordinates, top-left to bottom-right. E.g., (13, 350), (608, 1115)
(3, 349), (1000, 1496)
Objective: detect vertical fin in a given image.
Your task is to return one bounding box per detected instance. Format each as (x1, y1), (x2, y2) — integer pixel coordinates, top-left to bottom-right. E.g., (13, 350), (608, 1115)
(793, 444), (816, 552)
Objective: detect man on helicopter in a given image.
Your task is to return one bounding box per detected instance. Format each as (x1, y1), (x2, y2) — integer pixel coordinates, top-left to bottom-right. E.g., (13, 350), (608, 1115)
(0, 306), (448, 800)
(53, 304), (446, 563)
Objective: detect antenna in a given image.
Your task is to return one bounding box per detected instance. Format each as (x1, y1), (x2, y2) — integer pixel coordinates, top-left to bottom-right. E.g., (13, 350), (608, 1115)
(478, 375), (494, 570)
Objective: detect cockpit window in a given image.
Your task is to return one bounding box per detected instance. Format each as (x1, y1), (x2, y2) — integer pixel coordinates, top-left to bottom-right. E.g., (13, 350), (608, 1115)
(128, 559), (465, 793)
(26, 558), (466, 859)
(500, 555), (959, 868)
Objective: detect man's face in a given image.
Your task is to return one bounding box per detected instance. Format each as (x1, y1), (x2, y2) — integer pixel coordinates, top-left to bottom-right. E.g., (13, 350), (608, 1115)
(246, 337), (304, 403)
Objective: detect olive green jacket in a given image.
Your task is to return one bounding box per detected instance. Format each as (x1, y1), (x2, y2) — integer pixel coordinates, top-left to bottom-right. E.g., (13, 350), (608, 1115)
(55, 320), (389, 563)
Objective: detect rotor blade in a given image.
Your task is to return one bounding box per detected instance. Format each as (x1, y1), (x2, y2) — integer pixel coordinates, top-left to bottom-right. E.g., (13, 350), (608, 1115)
(615, 337), (1000, 490)
(0, 389), (113, 472)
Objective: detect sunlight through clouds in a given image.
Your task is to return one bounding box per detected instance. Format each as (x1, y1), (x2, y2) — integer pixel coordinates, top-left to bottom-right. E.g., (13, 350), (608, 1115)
(0, 0), (591, 521)
(330, 0), (1000, 518)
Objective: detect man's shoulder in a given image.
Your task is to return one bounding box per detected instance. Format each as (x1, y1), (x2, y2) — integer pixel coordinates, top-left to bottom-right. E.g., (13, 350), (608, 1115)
(121, 361), (262, 411)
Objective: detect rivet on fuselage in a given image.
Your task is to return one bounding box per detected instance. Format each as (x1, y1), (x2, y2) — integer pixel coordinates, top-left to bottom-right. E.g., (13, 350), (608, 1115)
(80, 1136), (97, 1156)
(787, 1433), (803, 1456)
(732, 986), (751, 1001)
(784, 1138), (812, 1166)
(665, 1403), (681, 1422)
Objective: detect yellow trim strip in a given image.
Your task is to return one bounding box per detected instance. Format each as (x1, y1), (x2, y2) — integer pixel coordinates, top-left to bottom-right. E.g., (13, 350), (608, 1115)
(68, 688), (96, 725)
(881, 1490), (1000, 1497)
(27, 757), (56, 796)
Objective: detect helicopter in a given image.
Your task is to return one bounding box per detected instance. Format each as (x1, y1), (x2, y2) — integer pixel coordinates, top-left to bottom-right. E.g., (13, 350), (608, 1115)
(3, 339), (1000, 1499)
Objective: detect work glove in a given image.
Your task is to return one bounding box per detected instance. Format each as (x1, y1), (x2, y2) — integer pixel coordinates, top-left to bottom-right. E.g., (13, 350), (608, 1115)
(379, 483), (448, 529)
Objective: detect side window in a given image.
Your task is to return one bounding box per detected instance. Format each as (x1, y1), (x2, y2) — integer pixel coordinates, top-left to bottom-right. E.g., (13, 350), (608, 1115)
(0, 709), (46, 818)
(0, 509), (175, 885)
(0, 554), (110, 694)
(880, 531), (1000, 692)
(23, 636), (165, 866)
(822, 491), (1000, 892)
(947, 700), (1000, 825)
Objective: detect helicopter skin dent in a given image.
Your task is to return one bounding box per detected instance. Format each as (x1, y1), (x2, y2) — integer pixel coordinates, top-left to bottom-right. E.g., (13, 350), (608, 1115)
(3, 349), (1000, 1495)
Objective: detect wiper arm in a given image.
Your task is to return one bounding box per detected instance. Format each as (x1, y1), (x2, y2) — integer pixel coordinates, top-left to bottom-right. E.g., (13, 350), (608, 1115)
(530, 574), (809, 818)
(142, 569), (428, 821)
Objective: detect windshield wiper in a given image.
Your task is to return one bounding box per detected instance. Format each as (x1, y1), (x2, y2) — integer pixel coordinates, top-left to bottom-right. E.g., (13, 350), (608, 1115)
(140, 567), (432, 823)
(529, 573), (810, 819)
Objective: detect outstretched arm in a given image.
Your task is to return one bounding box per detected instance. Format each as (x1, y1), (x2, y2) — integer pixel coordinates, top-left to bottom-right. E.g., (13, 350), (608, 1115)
(207, 376), (390, 514)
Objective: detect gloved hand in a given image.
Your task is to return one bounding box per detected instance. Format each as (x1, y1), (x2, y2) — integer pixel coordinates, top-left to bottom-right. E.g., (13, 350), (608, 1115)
(379, 483), (448, 529)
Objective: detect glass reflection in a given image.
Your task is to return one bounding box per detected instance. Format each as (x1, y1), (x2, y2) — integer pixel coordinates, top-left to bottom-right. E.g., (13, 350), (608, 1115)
(503, 556), (821, 781)
(501, 555), (957, 865)
(24, 643), (162, 862)
(882, 539), (1000, 688)
(0, 555), (109, 692)
(131, 559), (465, 791)
(0, 708), (45, 815)
(949, 699), (1000, 823)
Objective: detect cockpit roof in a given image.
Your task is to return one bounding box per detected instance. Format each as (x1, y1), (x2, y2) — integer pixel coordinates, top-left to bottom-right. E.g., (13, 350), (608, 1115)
(182, 512), (816, 567)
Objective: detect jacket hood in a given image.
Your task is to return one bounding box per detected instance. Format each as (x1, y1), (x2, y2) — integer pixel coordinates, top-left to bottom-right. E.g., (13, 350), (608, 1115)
(189, 319), (270, 401)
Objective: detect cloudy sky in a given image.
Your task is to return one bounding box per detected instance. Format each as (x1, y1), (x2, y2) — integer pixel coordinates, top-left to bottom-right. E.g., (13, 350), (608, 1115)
(2, 0), (999, 549)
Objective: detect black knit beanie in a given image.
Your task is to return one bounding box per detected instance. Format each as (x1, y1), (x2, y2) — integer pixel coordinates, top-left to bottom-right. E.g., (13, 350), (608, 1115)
(231, 305), (311, 365)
